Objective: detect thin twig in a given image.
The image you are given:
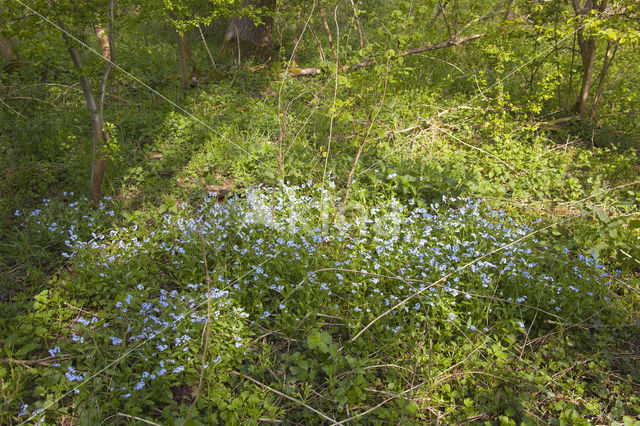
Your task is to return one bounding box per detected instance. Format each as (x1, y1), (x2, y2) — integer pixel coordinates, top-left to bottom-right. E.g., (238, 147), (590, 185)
(115, 413), (162, 426)
(231, 371), (337, 423)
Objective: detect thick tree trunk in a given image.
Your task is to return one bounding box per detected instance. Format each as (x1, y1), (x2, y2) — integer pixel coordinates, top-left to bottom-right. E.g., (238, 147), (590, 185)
(589, 38), (618, 121)
(68, 45), (108, 204)
(222, 0), (275, 62)
(177, 31), (190, 90)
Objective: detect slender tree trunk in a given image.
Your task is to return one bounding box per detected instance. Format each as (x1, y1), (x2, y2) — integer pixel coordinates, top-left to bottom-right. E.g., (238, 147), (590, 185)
(67, 46), (108, 203)
(319, 4), (337, 61)
(589, 38), (619, 121)
(504, 0), (515, 21)
(292, 7), (303, 67)
(571, 0), (608, 117)
(349, 0), (365, 49)
(222, 0), (276, 62)
(177, 31), (190, 90)
(574, 35), (597, 117)
(184, 35), (199, 74)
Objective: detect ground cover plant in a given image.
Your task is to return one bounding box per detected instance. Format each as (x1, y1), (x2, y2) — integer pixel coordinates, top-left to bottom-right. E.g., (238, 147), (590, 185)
(2, 183), (638, 424)
(1, 0), (640, 424)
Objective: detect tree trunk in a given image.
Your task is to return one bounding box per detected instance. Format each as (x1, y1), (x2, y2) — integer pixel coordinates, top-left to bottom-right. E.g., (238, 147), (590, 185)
(589, 38), (618, 121)
(0, 4), (19, 72)
(573, 35), (597, 117)
(222, 0), (275, 62)
(292, 7), (303, 67)
(319, 5), (337, 61)
(68, 45), (108, 204)
(504, 0), (515, 21)
(0, 34), (19, 72)
(349, 0), (365, 49)
(177, 31), (190, 90)
(570, 0), (608, 118)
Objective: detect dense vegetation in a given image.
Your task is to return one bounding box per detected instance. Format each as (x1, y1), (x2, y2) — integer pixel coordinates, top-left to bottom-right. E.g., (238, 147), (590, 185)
(1, 0), (639, 424)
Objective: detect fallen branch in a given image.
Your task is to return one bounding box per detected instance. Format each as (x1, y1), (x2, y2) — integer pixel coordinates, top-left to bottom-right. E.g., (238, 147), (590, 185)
(285, 67), (322, 76)
(345, 33), (485, 72)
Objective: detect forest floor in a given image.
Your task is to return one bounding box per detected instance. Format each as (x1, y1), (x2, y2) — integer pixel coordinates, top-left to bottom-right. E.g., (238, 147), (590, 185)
(1, 22), (640, 425)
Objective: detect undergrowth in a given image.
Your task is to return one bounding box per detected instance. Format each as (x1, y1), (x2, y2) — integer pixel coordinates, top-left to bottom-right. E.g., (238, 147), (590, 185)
(2, 183), (638, 424)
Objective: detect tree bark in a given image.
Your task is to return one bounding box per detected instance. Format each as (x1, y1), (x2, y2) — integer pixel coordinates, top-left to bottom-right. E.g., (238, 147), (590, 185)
(222, 0), (276, 62)
(94, 25), (111, 62)
(589, 38), (619, 121)
(573, 35), (597, 117)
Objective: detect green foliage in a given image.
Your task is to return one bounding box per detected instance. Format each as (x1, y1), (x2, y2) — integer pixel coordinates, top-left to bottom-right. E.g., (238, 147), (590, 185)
(1, 0), (640, 424)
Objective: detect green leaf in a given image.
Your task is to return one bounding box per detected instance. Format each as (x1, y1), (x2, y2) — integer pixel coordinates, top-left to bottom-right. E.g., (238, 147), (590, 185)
(16, 342), (40, 357)
(628, 220), (640, 230)
(307, 330), (332, 353)
(594, 207), (610, 224)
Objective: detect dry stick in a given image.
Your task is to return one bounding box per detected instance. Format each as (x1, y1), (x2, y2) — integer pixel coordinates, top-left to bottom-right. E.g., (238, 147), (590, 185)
(115, 413), (162, 426)
(198, 24), (216, 70)
(0, 97), (32, 120)
(427, 120), (516, 171)
(287, 266), (566, 332)
(345, 32), (485, 72)
(437, 0), (452, 37)
(292, 7), (303, 67)
(231, 371), (337, 423)
(620, 249), (640, 266)
(309, 24), (326, 62)
(182, 226), (214, 425)
(559, 180), (640, 206)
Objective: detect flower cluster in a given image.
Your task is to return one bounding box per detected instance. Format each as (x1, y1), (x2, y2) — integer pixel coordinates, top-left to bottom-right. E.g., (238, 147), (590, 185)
(16, 181), (617, 421)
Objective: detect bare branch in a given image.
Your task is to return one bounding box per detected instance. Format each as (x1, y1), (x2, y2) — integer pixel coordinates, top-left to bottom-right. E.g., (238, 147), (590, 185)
(345, 33), (485, 72)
